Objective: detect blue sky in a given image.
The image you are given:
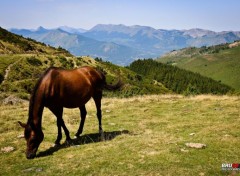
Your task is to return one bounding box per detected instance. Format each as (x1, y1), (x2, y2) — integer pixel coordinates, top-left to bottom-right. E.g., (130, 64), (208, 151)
(0, 0), (240, 31)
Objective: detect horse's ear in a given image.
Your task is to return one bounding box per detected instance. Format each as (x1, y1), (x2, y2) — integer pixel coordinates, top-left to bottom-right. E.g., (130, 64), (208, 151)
(18, 121), (27, 128)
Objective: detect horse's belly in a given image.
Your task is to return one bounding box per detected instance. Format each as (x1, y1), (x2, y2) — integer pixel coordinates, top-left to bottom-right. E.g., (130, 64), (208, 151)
(62, 95), (91, 108)
(44, 80), (93, 108)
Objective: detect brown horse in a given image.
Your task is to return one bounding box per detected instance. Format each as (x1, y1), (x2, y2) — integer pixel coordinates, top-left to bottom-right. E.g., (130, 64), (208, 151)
(18, 66), (122, 159)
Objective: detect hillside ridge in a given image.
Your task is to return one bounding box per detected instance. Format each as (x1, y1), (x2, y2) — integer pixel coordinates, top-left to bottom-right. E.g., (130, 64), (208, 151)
(0, 28), (170, 98)
(0, 27), (71, 56)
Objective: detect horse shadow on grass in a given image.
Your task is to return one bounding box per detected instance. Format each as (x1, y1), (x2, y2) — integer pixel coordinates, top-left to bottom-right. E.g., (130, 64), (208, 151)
(37, 130), (129, 158)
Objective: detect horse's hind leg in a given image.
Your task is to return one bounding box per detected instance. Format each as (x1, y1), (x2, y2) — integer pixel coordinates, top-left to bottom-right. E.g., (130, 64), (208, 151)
(49, 107), (71, 145)
(93, 92), (105, 141)
(60, 116), (71, 144)
(75, 105), (87, 137)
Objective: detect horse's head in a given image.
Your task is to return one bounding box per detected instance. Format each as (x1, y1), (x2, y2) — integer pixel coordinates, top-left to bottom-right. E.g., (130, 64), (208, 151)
(18, 121), (44, 159)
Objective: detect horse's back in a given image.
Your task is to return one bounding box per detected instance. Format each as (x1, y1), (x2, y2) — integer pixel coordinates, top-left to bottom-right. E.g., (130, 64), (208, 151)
(40, 66), (104, 108)
(44, 66), (103, 89)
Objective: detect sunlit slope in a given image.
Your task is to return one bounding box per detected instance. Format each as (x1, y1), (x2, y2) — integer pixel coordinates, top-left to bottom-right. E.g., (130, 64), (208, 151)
(159, 42), (240, 91)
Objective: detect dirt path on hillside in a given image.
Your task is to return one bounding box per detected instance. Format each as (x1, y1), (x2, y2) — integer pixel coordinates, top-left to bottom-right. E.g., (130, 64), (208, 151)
(2, 58), (22, 84)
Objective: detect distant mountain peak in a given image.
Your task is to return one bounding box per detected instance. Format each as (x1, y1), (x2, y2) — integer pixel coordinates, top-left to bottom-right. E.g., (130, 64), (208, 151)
(36, 26), (48, 32)
(89, 24), (156, 37)
(58, 26), (87, 34)
(90, 24), (127, 32)
(182, 28), (216, 38)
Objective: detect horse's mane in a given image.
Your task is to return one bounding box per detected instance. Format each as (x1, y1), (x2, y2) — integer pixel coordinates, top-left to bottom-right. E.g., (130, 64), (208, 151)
(27, 67), (56, 124)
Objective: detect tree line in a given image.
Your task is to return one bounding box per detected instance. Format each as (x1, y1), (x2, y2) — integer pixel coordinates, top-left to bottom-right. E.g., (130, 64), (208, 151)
(128, 59), (233, 95)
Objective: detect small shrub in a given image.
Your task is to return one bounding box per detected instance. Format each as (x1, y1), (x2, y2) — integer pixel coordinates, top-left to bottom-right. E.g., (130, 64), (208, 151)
(17, 92), (30, 100)
(135, 74), (142, 81)
(27, 57), (42, 66)
(48, 57), (55, 66)
(21, 43), (34, 51)
(59, 57), (74, 69)
(95, 57), (103, 62)
(183, 84), (200, 96)
(0, 73), (4, 84)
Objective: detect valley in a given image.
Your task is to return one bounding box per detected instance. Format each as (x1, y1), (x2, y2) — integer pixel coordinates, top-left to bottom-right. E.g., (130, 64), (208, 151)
(10, 24), (240, 65)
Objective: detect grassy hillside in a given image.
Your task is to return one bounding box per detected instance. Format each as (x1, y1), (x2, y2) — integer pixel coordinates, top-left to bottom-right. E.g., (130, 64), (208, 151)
(0, 27), (170, 98)
(0, 27), (71, 55)
(158, 42), (240, 91)
(0, 95), (239, 175)
(0, 27), (72, 85)
(0, 54), (170, 99)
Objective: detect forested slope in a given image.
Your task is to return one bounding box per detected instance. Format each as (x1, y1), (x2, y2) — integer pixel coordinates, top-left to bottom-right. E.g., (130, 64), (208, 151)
(129, 59), (233, 95)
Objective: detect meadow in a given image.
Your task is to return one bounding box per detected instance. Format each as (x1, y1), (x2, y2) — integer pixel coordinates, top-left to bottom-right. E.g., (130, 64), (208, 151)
(0, 95), (239, 176)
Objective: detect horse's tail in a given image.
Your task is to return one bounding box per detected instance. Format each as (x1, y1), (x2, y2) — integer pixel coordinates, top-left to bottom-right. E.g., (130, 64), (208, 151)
(97, 68), (123, 91)
(104, 79), (123, 91)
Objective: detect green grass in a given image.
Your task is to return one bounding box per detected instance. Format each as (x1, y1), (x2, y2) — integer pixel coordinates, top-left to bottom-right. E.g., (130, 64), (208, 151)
(0, 95), (239, 175)
(0, 55), (19, 81)
(159, 45), (240, 91)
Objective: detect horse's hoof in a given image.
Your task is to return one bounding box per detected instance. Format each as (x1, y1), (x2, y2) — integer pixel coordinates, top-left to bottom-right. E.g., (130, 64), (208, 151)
(64, 139), (73, 146)
(74, 134), (80, 138)
(53, 143), (60, 147)
(100, 134), (105, 141)
(74, 135), (80, 139)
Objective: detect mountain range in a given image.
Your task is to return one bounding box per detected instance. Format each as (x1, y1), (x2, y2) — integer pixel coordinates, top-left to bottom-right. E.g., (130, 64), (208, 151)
(10, 24), (240, 65)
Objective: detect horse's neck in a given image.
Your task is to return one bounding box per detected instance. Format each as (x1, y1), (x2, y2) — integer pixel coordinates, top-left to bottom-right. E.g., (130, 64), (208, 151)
(28, 93), (44, 129)
(27, 69), (49, 130)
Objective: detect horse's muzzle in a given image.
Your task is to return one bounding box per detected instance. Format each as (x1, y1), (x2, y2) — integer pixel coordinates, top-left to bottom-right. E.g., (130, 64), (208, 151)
(26, 152), (36, 159)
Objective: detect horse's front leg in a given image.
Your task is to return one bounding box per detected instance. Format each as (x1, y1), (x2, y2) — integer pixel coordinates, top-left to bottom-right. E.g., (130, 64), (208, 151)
(50, 107), (71, 145)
